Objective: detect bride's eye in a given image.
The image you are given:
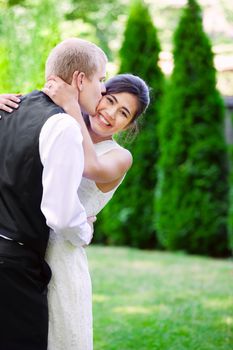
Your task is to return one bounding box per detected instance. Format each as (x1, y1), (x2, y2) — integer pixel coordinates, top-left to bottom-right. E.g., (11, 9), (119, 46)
(106, 96), (114, 104)
(121, 110), (128, 118)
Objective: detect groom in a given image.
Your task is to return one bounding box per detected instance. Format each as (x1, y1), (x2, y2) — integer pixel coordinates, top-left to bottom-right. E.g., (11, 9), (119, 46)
(0, 38), (107, 350)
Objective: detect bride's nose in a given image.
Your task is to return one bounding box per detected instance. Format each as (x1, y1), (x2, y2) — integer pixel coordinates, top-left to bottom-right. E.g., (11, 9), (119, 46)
(106, 107), (116, 120)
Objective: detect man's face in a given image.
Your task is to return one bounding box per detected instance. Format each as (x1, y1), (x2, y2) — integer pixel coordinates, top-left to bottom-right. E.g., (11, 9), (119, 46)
(79, 63), (106, 116)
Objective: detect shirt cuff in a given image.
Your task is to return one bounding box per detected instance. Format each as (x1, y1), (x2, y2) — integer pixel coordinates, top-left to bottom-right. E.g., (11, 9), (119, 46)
(58, 224), (92, 247)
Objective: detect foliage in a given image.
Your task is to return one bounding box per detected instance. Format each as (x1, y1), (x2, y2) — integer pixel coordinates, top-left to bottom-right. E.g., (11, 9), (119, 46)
(227, 112), (233, 252)
(66, 0), (127, 59)
(94, 0), (164, 249)
(89, 245), (233, 350)
(155, 0), (229, 256)
(0, 0), (61, 93)
(7, 0), (25, 6)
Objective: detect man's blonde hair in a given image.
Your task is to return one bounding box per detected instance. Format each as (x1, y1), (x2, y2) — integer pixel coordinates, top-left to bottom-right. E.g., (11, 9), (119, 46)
(45, 38), (107, 83)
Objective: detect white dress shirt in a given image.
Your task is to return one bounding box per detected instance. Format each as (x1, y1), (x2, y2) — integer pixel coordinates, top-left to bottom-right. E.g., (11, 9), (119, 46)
(0, 113), (91, 247)
(39, 113), (92, 246)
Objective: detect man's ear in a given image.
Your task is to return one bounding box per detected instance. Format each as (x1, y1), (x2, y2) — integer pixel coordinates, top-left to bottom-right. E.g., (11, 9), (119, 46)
(71, 71), (86, 91)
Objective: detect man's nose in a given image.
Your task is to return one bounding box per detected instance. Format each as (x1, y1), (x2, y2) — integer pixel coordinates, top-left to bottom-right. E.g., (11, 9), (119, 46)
(101, 83), (106, 94)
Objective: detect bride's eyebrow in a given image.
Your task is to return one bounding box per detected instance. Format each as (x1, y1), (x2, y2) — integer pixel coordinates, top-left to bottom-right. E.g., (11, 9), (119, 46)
(109, 94), (117, 103)
(122, 106), (131, 116)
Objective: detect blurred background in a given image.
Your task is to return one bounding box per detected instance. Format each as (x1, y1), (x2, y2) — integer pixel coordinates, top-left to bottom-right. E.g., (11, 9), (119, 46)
(1, 0), (233, 257)
(1, 2), (232, 348)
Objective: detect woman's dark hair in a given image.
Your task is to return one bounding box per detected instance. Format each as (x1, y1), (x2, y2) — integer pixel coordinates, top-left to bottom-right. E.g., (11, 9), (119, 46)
(104, 73), (150, 122)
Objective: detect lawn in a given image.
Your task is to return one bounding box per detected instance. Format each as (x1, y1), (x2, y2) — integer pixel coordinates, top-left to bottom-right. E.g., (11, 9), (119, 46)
(87, 246), (233, 350)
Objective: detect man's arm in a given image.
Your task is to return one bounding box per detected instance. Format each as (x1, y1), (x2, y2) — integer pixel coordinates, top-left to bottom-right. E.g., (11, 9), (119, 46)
(39, 113), (92, 246)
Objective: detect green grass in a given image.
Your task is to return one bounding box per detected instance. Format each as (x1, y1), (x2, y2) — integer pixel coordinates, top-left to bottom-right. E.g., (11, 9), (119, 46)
(87, 246), (233, 350)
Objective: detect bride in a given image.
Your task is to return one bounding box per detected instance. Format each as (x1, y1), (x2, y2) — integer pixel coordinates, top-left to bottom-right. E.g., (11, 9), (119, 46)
(0, 73), (150, 350)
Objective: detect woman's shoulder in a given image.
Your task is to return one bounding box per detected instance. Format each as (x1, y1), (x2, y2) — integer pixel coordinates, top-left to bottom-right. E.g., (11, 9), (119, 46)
(109, 146), (133, 173)
(102, 140), (132, 157)
(94, 139), (133, 172)
(94, 139), (129, 155)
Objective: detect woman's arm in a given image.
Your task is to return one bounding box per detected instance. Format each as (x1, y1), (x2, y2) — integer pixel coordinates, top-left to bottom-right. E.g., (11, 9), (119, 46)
(43, 76), (132, 183)
(0, 94), (21, 113)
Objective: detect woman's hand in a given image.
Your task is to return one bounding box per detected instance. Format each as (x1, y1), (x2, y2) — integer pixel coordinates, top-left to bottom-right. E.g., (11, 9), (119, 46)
(43, 75), (80, 113)
(0, 94), (21, 113)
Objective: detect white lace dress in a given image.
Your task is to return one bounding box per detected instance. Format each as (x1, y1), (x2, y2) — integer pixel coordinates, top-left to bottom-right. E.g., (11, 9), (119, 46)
(46, 140), (123, 350)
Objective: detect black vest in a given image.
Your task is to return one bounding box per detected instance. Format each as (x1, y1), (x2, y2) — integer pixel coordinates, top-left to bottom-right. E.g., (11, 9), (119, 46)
(0, 90), (64, 257)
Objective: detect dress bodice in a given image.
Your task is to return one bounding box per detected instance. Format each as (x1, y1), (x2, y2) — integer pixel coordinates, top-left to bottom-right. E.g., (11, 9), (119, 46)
(78, 139), (124, 217)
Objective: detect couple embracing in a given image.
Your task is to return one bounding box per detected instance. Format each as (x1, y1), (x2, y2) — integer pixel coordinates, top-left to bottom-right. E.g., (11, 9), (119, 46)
(0, 38), (150, 350)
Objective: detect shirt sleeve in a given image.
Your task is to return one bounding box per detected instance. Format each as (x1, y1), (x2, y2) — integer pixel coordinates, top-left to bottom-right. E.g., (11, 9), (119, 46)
(39, 113), (92, 246)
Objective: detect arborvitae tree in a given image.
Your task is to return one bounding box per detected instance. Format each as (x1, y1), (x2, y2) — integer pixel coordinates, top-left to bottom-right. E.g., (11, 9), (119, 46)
(228, 113), (233, 253)
(95, 0), (163, 248)
(155, 0), (229, 256)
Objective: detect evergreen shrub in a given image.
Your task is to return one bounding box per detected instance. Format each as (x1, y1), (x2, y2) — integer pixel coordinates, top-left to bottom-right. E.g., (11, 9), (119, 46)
(95, 0), (163, 248)
(155, 0), (229, 256)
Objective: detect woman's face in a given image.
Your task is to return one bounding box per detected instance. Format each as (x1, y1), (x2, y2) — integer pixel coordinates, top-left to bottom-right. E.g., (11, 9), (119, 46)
(89, 92), (138, 138)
